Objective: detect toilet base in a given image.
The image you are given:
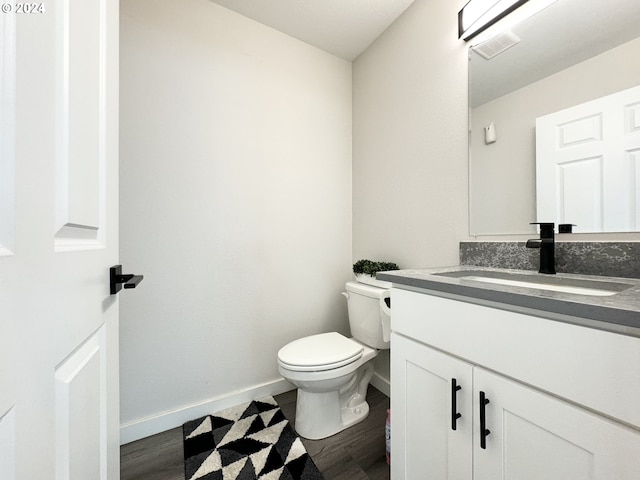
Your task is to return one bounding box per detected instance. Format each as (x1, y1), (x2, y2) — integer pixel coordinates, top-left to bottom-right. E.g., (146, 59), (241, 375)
(295, 388), (371, 440)
(292, 360), (375, 440)
(340, 398), (370, 430)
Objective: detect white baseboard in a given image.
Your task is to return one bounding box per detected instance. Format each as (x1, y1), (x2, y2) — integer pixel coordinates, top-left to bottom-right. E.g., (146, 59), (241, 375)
(121, 373), (391, 445)
(119, 378), (294, 445)
(370, 371), (390, 397)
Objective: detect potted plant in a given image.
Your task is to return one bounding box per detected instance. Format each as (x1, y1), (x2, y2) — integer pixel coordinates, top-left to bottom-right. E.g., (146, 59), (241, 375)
(353, 259), (399, 288)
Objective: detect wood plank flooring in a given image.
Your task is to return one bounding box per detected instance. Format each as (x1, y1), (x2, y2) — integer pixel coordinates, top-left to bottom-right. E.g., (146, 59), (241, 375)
(120, 386), (390, 480)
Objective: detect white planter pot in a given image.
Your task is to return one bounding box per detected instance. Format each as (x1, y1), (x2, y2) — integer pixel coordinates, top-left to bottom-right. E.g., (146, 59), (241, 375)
(354, 273), (393, 289)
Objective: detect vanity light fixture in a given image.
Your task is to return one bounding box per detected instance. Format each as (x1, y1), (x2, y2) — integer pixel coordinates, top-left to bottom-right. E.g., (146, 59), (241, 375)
(459, 0), (557, 44)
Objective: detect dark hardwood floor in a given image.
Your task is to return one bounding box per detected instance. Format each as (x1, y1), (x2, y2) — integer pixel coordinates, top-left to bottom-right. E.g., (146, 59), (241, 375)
(121, 386), (390, 480)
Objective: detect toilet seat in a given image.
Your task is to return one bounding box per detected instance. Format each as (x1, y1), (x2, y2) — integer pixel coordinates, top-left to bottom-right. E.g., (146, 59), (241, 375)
(278, 332), (364, 372)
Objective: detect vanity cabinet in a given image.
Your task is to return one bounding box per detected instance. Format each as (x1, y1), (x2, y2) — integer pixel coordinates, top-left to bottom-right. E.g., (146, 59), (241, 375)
(391, 288), (640, 480)
(391, 333), (472, 478)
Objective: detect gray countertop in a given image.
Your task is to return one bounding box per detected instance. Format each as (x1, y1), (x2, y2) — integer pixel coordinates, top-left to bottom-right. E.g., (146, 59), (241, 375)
(377, 266), (640, 337)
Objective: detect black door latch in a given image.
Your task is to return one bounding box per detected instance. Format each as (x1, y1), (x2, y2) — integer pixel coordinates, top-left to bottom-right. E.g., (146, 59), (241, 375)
(110, 265), (144, 295)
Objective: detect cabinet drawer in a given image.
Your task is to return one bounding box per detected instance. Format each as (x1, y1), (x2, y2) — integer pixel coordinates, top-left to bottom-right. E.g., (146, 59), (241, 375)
(391, 288), (640, 428)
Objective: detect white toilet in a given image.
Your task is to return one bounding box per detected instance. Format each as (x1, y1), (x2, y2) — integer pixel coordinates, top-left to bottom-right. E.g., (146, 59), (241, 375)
(277, 281), (391, 440)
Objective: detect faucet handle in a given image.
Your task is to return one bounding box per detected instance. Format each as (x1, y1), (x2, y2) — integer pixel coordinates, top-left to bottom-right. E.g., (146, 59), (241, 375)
(530, 222), (555, 227)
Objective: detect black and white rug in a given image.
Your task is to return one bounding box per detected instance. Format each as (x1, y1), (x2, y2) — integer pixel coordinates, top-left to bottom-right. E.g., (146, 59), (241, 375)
(183, 397), (324, 480)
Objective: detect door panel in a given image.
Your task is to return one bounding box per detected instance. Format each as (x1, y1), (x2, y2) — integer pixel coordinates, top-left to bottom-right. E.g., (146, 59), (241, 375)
(503, 412), (594, 479)
(557, 156), (602, 231)
(558, 113), (602, 146)
(0, 2), (119, 479)
(626, 102), (640, 134)
(0, 9), (15, 254)
(630, 149), (640, 228)
(55, 327), (106, 480)
(55, 0), (105, 250)
(391, 333), (473, 480)
(474, 367), (640, 480)
(0, 408), (16, 480)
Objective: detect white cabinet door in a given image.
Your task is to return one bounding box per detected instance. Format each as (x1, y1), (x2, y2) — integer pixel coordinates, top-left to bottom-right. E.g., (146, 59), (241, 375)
(391, 333), (473, 480)
(474, 367), (640, 480)
(0, 2), (119, 479)
(536, 85), (640, 232)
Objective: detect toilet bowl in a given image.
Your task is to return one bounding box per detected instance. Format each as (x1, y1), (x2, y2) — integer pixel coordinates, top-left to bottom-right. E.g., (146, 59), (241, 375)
(277, 281), (391, 440)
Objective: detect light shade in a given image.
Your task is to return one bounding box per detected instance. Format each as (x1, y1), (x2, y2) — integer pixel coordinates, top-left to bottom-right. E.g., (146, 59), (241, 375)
(458, 0), (529, 41)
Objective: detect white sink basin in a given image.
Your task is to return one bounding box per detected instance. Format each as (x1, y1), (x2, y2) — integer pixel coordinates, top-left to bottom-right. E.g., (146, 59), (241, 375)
(434, 270), (632, 297)
(460, 275), (618, 296)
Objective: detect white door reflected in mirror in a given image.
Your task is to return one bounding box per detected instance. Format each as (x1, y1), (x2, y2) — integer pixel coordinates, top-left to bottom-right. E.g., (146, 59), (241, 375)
(536, 85), (640, 233)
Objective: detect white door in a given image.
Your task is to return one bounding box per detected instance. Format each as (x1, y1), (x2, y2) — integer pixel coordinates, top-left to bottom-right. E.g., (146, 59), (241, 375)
(0, 2), (120, 479)
(536, 85), (640, 232)
(474, 368), (640, 480)
(391, 333), (473, 480)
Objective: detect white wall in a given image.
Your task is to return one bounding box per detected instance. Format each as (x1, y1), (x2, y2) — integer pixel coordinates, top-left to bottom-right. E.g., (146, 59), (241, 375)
(119, 0), (352, 443)
(471, 36), (640, 236)
(352, 0), (470, 380)
(352, 0), (469, 269)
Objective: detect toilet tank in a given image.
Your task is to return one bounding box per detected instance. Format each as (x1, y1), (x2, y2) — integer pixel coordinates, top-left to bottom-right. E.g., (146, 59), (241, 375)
(344, 281), (391, 350)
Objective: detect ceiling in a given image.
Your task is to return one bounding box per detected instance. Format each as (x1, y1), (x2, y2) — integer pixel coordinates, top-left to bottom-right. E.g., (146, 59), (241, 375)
(206, 0), (640, 103)
(209, 0), (416, 61)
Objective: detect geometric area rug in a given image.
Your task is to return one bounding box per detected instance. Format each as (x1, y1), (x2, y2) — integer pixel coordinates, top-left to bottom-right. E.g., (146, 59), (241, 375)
(183, 396), (324, 480)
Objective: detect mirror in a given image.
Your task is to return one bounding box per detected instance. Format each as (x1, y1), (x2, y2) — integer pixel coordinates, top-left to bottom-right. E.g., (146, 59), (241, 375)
(469, 0), (640, 235)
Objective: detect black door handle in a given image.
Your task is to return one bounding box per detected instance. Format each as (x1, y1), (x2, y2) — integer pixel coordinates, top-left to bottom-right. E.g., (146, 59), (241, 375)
(451, 378), (462, 430)
(110, 265), (144, 294)
(479, 391), (491, 449)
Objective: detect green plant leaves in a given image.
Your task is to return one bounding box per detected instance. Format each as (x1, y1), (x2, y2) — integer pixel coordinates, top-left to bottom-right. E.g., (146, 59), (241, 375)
(353, 259), (399, 275)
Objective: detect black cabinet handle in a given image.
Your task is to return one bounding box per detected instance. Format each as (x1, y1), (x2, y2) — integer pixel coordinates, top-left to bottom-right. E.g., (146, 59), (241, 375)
(110, 265), (144, 294)
(451, 378), (462, 430)
(479, 391), (491, 449)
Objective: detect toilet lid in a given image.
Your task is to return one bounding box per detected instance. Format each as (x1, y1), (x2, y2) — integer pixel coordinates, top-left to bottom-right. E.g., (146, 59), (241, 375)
(278, 332), (364, 372)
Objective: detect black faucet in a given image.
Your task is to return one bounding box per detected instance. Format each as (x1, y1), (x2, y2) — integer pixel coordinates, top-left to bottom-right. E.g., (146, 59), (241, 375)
(526, 222), (556, 274)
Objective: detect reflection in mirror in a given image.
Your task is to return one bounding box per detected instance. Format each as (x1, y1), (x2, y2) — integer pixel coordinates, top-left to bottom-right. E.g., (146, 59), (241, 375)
(536, 85), (640, 233)
(469, 0), (640, 235)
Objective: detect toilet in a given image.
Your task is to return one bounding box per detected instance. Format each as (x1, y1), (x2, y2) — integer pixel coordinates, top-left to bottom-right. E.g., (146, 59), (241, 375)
(277, 281), (391, 440)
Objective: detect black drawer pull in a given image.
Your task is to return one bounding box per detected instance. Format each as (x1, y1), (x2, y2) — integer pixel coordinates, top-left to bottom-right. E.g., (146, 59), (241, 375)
(451, 378), (462, 430)
(479, 391), (491, 449)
